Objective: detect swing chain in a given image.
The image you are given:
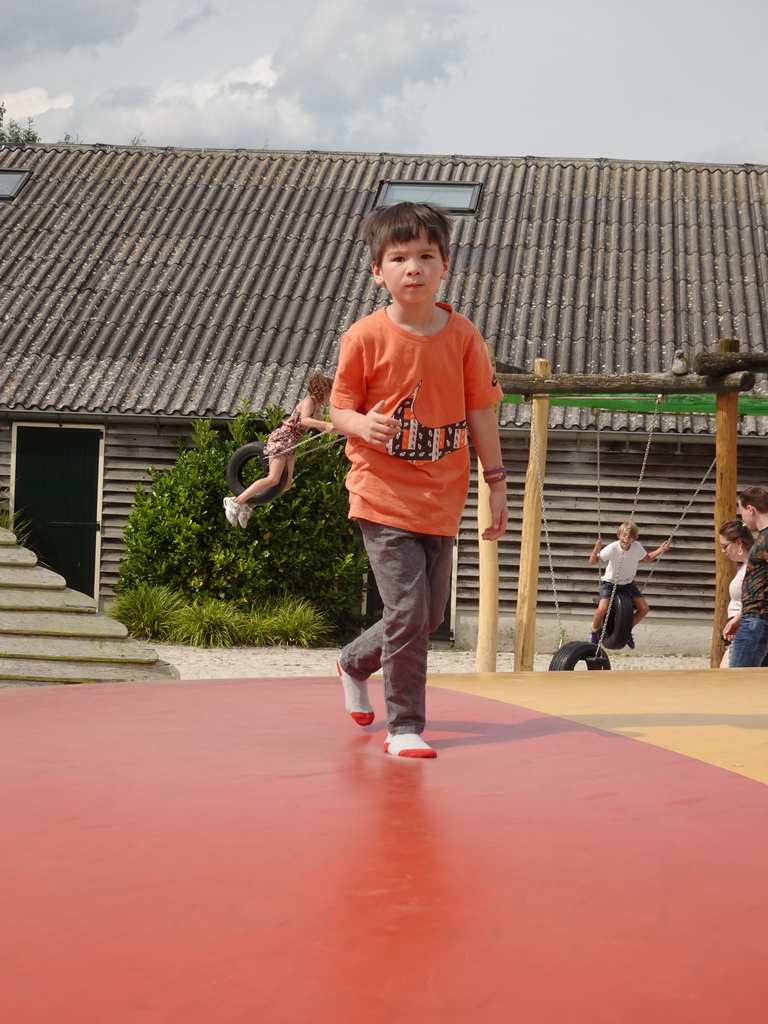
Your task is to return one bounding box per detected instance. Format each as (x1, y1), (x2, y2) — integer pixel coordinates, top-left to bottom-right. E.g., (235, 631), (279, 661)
(528, 402), (567, 649)
(594, 408), (601, 542)
(268, 432), (346, 460)
(641, 452), (717, 593)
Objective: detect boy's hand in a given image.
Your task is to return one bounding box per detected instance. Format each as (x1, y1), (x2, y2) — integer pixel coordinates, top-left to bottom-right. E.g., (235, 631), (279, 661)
(659, 539), (670, 553)
(592, 539), (603, 552)
(361, 400), (400, 446)
(481, 489), (508, 541)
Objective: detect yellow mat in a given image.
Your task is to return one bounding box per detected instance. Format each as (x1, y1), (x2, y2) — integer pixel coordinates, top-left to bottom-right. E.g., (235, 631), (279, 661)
(431, 667), (768, 785)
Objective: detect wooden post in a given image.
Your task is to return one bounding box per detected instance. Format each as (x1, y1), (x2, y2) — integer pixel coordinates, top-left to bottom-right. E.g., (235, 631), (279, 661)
(515, 358), (551, 672)
(711, 340), (740, 667)
(476, 343), (500, 673)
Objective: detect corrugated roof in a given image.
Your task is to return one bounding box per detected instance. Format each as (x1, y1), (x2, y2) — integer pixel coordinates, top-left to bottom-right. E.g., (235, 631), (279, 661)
(1, 144), (767, 432)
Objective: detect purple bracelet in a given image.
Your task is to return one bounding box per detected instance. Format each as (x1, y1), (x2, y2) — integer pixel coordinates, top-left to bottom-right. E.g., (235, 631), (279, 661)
(482, 466), (507, 484)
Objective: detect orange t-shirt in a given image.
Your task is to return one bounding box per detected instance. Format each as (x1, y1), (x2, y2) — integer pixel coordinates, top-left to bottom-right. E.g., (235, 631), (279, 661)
(331, 304), (502, 536)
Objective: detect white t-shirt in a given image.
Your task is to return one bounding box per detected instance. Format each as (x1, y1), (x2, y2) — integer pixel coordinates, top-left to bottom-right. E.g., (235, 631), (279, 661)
(599, 540), (648, 585)
(727, 563), (747, 618)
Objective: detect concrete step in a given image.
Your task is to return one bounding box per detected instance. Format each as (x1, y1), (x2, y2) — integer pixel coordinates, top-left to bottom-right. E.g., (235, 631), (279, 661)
(0, 565), (67, 590)
(0, 610), (128, 639)
(0, 635), (159, 664)
(0, 658), (180, 684)
(0, 587), (97, 612)
(0, 547), (37, 567)
(0, 532), (175, 685)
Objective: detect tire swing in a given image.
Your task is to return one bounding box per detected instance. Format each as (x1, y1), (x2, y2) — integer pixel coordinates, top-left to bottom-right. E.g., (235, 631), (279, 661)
(533, 391), (715, 671)
(562, 399), (664, 668)
(226, 442), (289, 508)
(524, 401), (613, 672)
(599, 591), (635, 649)
(591, 411), (717, 656)
(549, 641), (611, 671)
(583, 402), (664, 660)
(576, 398), (715, 666)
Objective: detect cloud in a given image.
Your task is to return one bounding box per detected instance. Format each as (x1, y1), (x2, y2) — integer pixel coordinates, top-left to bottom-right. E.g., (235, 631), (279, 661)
(84, 57), (281, 149)
(694, 136), (768, 167)
(273, 0), (468, 120)
(169, 3), (221, 38)
(2, 0), (143, 60)
(2, 87), (73, 120)
(101, 85), (155, 110)
(37, 0), (470, 152)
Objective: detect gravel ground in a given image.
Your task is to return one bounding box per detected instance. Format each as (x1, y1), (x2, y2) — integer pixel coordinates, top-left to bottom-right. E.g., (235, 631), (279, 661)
(150, 643), (711, 680)
(0, 644), (713, 689)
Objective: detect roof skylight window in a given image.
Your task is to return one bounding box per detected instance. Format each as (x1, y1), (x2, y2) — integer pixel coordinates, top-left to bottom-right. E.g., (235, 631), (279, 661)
(375, 180), (482, 215)
(0, 169), (31, 204)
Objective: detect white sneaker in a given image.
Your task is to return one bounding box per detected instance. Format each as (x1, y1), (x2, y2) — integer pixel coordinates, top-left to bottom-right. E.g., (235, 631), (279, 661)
(237, 502), (253, 528)
(223, 496), (240, 526)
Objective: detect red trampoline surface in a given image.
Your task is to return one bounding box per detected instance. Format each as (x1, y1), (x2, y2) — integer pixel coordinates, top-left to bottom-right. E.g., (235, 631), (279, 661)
(2, 676), (767, 1024)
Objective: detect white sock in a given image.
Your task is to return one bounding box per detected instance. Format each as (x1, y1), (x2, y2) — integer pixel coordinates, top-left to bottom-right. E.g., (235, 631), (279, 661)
(384, 733), (436, 758)
(336, 660), (374, 726)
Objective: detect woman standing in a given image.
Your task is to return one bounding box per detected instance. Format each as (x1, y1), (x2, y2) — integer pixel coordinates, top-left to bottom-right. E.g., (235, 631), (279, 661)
(717, 519), (753, 667)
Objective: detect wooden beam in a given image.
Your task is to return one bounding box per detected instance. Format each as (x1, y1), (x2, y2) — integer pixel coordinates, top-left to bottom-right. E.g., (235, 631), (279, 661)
(711, 341), (740, 667)
(694, 351), (768, 376)
(515, 359), (551, 673)
(497, 370), (755, 396)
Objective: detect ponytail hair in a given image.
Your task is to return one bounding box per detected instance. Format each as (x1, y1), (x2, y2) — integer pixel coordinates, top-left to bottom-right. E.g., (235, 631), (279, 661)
(307, 372), (333, 406)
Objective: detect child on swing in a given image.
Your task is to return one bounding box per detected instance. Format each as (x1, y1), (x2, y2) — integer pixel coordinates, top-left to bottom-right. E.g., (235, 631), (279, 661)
(223, 372), (335, 528)
(588, 522), (670, 648)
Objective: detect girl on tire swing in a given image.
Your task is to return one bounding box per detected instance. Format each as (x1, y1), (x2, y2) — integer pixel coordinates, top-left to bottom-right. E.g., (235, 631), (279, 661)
(588, 522), (670, 649)
(223, 373), (336, 528)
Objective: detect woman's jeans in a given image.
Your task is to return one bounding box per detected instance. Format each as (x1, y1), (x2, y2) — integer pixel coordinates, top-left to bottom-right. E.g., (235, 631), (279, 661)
(728, 616), (768, 668)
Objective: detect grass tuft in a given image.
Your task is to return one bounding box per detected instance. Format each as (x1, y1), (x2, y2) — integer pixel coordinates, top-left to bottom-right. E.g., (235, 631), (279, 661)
(110, 584), (187, 640)
(0, 503), (34, 549)
(169, 598), (245, 648)
(240, 597), (331, 647)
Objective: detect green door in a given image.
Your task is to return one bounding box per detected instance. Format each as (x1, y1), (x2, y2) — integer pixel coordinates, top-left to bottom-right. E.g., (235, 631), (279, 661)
(14, 426), (103, 597)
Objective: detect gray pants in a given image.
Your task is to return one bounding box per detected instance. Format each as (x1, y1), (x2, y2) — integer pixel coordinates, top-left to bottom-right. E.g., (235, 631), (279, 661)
(340, 519), (454, 735)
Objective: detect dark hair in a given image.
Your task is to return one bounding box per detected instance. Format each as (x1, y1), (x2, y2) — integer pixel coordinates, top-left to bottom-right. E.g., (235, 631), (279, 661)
(362, 202), (453, 266)
(307, 372), (333, 406)
(739, 486), (768, 514)
(718, 518), (753, 546)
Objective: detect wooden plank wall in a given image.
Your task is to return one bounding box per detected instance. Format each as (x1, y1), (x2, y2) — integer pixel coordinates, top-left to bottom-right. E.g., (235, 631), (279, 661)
(459, 429), (768, 621)
(100, 420), (193, 600)
(0, 423), (10, 505)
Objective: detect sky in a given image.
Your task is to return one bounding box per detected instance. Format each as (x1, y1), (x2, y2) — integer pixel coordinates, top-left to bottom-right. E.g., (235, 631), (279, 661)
(3, 0), (768, 166)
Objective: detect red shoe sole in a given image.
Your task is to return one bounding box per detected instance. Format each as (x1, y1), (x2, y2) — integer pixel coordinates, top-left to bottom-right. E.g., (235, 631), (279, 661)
(350, 711), (375, 727)
(383, 741), (437, 758)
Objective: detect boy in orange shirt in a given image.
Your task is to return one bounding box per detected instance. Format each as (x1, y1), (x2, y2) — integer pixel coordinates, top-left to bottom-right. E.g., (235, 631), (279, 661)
(330, 202), (507, 758)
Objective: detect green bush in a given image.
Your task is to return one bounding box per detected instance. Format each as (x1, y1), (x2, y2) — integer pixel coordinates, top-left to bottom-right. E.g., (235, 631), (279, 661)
(117, 404), (368, 639)
(111, 583), (187, 640)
